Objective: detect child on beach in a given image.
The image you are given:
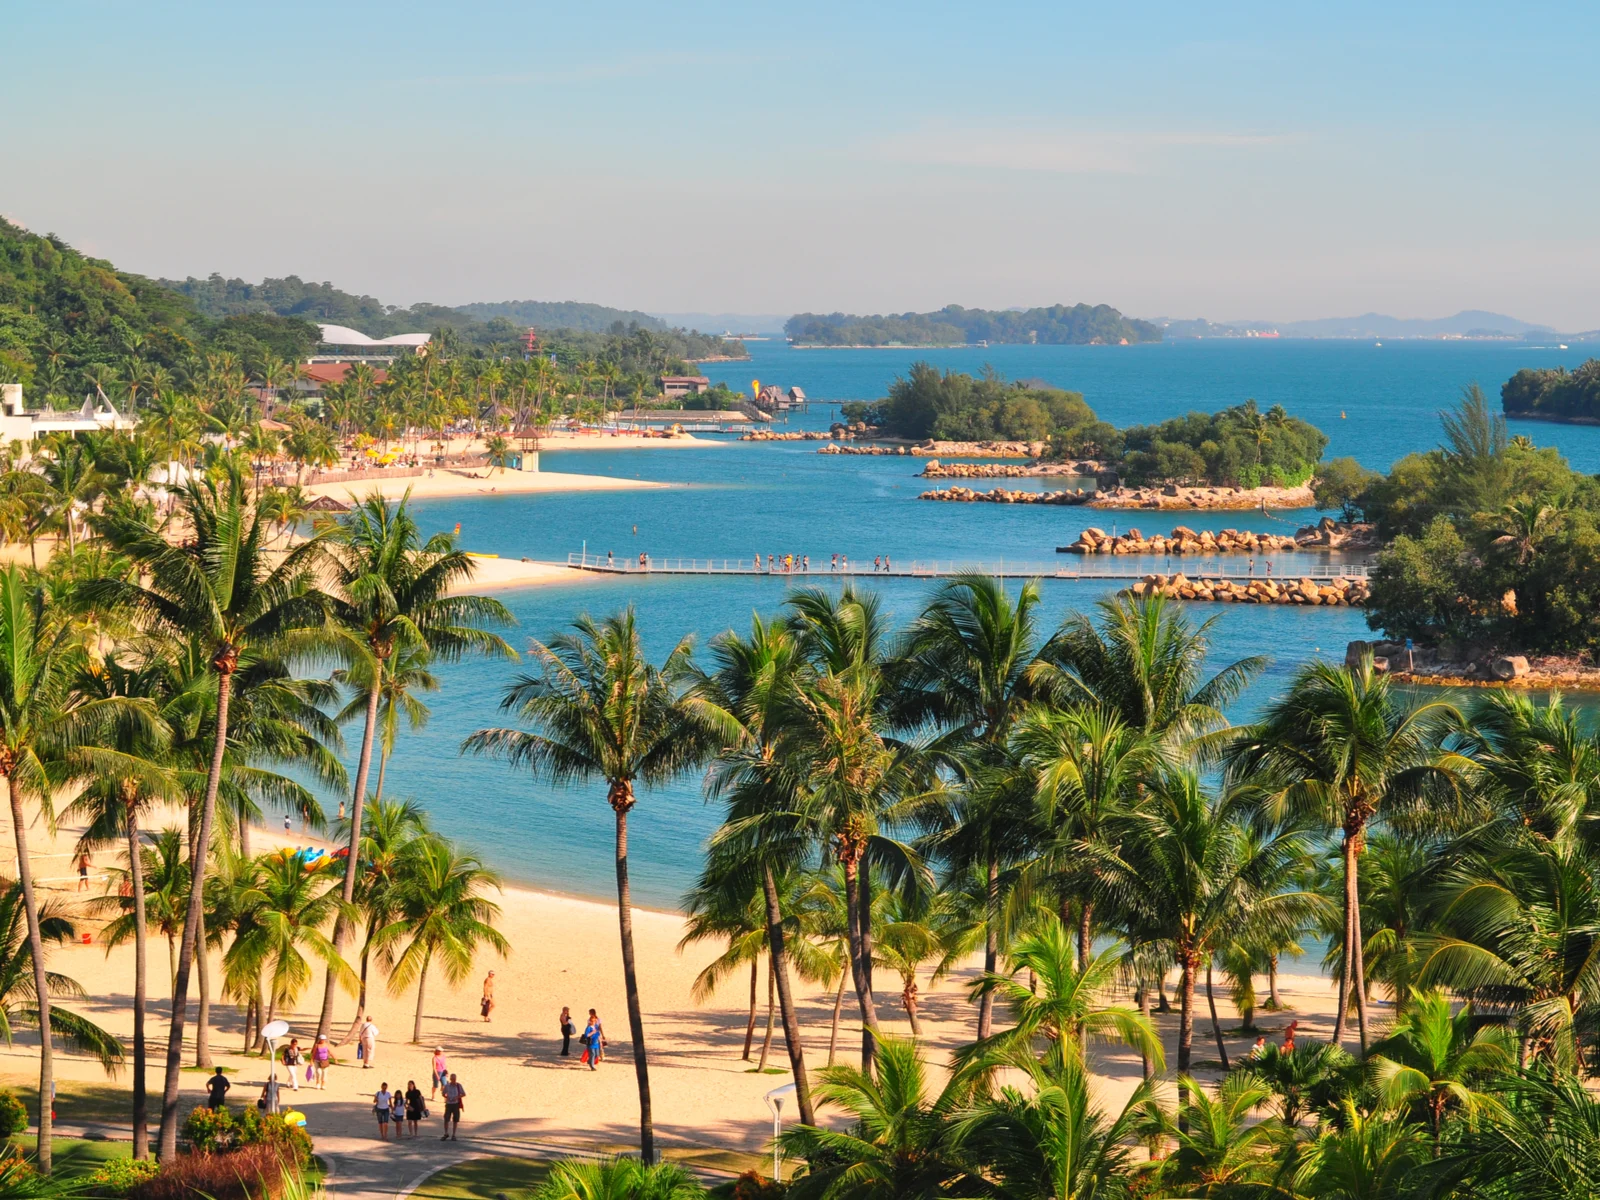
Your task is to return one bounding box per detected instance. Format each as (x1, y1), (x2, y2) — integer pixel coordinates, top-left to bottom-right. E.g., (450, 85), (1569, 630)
(390, 1086), (405, 1133)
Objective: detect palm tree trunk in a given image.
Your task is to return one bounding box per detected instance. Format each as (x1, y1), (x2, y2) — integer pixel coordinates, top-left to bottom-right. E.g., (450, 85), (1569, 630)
(1205, 960), (1230, 1070)
(5, 776), (55, 1173)
(1178, 954), (1197, 1131)
(1138, 986), (1153, 1081)
(742, 960), (757, 1061)
(1351, 851), (1370, 1054)
(977, 852), (998, 1041)
(1267, 953), (1283, 1009)
(761, 864), (814, 1124)
(373, 747), (390, 807)
(317, 668), (382, 1042)
(157, 666), (233, 1161)
(828, 968), (846, 1067)
(613, 796), (654, 1163)
(412, 955), (430, 1044)
(756, 962), (775, 1070)
(1332, 833), (1357, 1048)
(127, 809), (149, 1158)
(194, 923), (212, 1068)
(846, 857), (879, 1074)
(903, 979), (920, 1035)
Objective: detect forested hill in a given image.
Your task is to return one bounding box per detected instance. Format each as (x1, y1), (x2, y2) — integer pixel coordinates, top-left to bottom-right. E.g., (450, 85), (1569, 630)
(1502, 359), (1600, 422)
(785, 304), (1162, 347)
(164, 275), (673, 337)
(454, 300), (667, 333)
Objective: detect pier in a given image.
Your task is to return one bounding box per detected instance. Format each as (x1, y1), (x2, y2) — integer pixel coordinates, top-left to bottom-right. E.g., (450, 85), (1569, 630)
(565, 552), (1372, 582)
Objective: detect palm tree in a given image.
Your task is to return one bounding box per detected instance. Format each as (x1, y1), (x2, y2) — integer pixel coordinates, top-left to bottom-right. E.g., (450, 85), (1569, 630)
(314, 491), (512, 1042)
(956, 913), (1162, 1077)
(61, 657), (180, 1158)
(224, 854), (354, 1028)
(1427, 1069), (1600, 1199)
(464, 609), (711, 1161)
(1136, 1071), (1286, 1199)
(679, 859), (772, 1063)
(899, 575), (1046, 1040)
(1491, 497), (1562, 566)
(87, 466), (331, 1160)
(1239, 1038), (1357, 1130)
(375, 839), (508, 1043)
(1290, 1103), (1428, 1200)
(779, 1035), (971, 1200)
(37, 441), (104, 554)
(532, 1157), (705, 1200)
(1368, 987), (1513, 1152)
(332, 642), (436, 807)
(336, 798), (432, 1028)
(94, 827), (191, 994)
(1227, 656), (1467, 1051)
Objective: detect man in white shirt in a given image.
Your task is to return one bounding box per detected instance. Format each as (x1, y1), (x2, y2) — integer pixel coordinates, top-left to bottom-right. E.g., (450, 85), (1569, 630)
(359, 1018), (379, 1068)
(439, 1073), (465, 1141)
(374, 1083), (392, 1141)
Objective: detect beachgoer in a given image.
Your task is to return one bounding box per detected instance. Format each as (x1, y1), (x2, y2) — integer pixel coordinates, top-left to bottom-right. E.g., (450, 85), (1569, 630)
(1250, 1036), (1267, 1057)
(205, 1066), (231, 1110)
(873, 556), (881, 572)
(338, 800), (345, 821)
(1282, 1019), (1298, 1051)
(77, 853), (90, 892)
(884, 555), (892, 573)
(580, 1015), (598, 1070)
(1248, 557), (1255, 577)
(802, 555), (809, 572)
(430, 1047), (448, 1098)
(830, 553), (838, 571)
(374, 1083), (392, 1140)
(559, 1007), (575, 1057)
(481, 971), (495, 1022)
(390, 1085), (405, 1134)
(767, 554), (775, 572)
(405, 1080), (425, 1136)
(607, 551), (614, 567)
(841, 554), (848, 572)
(440, 1074), (465, 1140)
(283, 813), (291, 832)
(358, 1017), (379, 1068)
(282, 1038), (302, 1090)
(312, 1036), (331, 1088)
(590, 1009), (606, 1063)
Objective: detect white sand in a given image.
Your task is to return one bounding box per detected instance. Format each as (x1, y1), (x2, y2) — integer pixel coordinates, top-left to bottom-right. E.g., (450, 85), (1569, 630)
(304, 469), (666, 505)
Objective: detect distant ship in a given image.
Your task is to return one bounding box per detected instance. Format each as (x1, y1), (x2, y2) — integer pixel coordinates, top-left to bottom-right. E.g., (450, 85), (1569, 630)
(1374, 341), (1383, 347)
(1559, 343), (1569, 350)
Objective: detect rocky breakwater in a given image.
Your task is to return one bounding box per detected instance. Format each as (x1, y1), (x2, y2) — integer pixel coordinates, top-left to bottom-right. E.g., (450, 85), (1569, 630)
(919, 458), (1106, 479)
(822, 443), (918, 456)
(1346, 640), (1600, 689)
(1088, 483), (1316, 510)
(1128, 573), (1370, 606)
(1292, 517), (1382, 549)
(919, 485), (1091, 506)
(1061, 525), (1300, 556)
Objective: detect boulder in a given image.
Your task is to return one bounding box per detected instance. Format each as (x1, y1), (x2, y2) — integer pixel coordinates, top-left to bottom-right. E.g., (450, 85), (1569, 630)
(1490, 655), (1530, 681)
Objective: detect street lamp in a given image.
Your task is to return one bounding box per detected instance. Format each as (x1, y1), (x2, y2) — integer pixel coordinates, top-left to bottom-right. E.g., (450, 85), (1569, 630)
(764, 1083), (796, 1181)
(261, 1019), (290, 1115)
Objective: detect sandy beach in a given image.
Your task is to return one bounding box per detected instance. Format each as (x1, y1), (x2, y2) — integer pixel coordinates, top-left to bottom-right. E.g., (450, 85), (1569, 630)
(303, 468), (668, 505)
(15, 807), (1352, 1164)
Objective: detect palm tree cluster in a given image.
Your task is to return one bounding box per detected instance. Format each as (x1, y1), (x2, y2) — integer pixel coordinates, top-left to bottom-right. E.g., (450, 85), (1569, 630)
(0, 462), (513, 1172)
(474, 575), (1600, 1197)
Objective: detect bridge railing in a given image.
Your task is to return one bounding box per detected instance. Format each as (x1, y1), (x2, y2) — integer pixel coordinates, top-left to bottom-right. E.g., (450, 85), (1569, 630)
(565, 551), (1371, 581)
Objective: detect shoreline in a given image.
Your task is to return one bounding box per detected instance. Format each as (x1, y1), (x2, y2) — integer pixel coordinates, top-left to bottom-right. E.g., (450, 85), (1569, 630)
(304, 468), (668, 504)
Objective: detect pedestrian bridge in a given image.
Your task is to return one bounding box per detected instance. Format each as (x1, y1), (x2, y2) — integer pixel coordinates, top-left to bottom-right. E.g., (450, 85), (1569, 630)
(565, 551), (1372, 582)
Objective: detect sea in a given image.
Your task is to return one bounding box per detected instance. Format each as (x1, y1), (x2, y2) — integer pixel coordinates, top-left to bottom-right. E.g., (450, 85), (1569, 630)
(316, 338), (1600, 908)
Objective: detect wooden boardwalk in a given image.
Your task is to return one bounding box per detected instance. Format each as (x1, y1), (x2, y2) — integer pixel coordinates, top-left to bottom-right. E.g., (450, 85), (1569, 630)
(565, 552), (1372, 582)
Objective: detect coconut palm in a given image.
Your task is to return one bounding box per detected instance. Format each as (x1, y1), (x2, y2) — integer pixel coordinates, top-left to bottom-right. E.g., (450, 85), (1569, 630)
(464, 609), (711, 1161)
(223, 853), (354, 1028)
(532, 1157), (705, 1200)
(1426, 1069), (1600, 1200)
(375, 839), (508, 1044)
(1238, 1039), (1358, 1130)
(337, 798), (432, 1025)
(1226, 656), (1467, 1051)
(1290, 1103), (1429, 1200)
(1136, 1071), (1286, 1199)
(679, 859), (773, 1064)
(332, 642), (437, 807)
(87, 465), (332, 1160)
(1368, 988), (1513, 1152)
(314, 490), (512, 1042)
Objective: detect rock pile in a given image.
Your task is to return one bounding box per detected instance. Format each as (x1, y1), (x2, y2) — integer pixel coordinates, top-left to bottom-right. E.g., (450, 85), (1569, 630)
(1127, 573), (1370, 606)
(1089, 483), (1317, 511)
(919, 486), (1091, 505)
(821, 443), (919, 456)
(741, 429), (837, 441)
(1062, 525), (1301, 556)
(1292, 517), (1382, 549)
(921, 460), (1039, 479)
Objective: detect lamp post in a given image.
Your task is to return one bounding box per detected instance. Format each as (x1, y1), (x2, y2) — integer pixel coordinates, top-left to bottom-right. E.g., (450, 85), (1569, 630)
(262, 1019), (290, 1115)
(764, 1083), (796, 1181)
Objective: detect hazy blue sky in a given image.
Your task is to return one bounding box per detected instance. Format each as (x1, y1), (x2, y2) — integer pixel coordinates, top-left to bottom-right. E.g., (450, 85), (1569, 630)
(6, 2), (1598, 327)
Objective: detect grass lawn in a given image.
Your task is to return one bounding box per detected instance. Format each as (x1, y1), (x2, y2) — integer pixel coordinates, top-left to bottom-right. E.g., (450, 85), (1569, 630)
(3, 1136), (130, 1176)
(0, 1077), (139, 1129)
(411, 1157), (549, 1200)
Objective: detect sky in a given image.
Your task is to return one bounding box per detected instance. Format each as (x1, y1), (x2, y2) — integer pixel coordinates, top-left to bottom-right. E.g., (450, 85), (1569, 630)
(5, 1), (1599, 328)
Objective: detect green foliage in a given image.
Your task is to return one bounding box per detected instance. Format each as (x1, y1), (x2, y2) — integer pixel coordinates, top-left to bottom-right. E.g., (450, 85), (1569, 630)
(454, 300), (669, 333)
(785, 304), (1162, 347)
(862, 362), (1097, 442)
(0, 1094), (23, 1139)
(85, 1157), (160, 1197)
(1502, 358), (1600, 421)
(181, 1105), (237, 1154)
(1119, 398), (1327, 488)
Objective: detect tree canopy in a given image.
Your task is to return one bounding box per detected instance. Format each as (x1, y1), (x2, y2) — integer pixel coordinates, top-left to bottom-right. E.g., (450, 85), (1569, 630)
(786, 304), (1161, 347)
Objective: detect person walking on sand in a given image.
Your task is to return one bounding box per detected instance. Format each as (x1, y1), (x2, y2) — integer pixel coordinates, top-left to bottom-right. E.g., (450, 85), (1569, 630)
(282, 1038), (302, 1090)
(405, 1079), (425, 1137)
(559, 1007), (575, 1056)
(480, 971), (495, 1022)
(374, 1082), (392, 1141)
(205, 1066), (231, 1110)
(440, 1073), (465, 1140)
(312, 1035), (331, 1088)
(579, 1014), (598, 1069)
(77, 852), (91, 892)
(430, 1047), (448, 1098)
(358, 1017), (379, 1068)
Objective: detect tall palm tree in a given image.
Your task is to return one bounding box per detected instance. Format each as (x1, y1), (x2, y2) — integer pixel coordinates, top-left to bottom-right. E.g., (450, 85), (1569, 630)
(464, 609), (712, 1162)
(88, 466), (331, 1160)
(1227, 656), (1467, 1051)
(1427, 1069), (1600, 1199)
(333, 642), (436, 807)
(679, 858), (772, 1063)
(899, 575), (1046, 1040)
(336, 798), (432, 1027)
(94, 827), (190, 994)
(223, 854), (354, 1028)
(0, 565), (151, 1171)
(376, 839), (508, 1043)
(314, 491), (512, 1041)
(61, 657), (180, 1158)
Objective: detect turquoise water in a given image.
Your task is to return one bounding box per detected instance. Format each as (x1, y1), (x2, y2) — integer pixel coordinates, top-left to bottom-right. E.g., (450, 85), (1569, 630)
(337, 340), (1600, 908)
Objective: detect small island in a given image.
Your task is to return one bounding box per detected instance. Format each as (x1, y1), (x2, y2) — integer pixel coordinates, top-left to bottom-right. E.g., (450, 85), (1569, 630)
(786, 303), (1161, 347)
(1501, 357), (1600, 423)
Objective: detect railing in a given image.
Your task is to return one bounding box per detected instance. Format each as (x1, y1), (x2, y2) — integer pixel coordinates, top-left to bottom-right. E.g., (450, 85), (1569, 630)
(566, 551), (1372, 582)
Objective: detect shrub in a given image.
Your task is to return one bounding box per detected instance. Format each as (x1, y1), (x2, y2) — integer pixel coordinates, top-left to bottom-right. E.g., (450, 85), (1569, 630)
(0, 1092), (26, 1139)
(236, 1107), (313, 1167)
(728, 1171), (786, 1200)
(129, 1145), (297, 1200)
(87, 1158), (161, 1197)
(183, 1105), (239, 1154)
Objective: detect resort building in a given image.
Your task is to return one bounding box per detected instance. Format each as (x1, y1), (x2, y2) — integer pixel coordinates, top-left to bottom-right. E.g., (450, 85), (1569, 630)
(0, 384), (136, 443)
(312, 324), (432, 364)
(256, 362), (390, 419)
(659, 374), (711, 397)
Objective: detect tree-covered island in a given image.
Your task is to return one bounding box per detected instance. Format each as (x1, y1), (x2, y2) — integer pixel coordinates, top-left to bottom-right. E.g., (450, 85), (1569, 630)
(786, 303), (1161, 347)
(1501, 357), (1600, 423)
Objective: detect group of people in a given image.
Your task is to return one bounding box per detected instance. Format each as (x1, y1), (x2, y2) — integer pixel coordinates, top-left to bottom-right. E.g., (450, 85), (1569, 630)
(559, 1006), (607, 1068)
(758, 553), (810, 574)
(373, 1074), (464, 1141)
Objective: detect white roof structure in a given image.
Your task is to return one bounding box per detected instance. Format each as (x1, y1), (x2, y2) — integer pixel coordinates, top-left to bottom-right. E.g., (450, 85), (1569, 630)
(316, 324), (432, 348)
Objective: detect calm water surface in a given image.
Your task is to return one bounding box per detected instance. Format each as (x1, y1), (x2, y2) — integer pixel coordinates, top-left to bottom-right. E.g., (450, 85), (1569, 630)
(315, 340), (1600, 907)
